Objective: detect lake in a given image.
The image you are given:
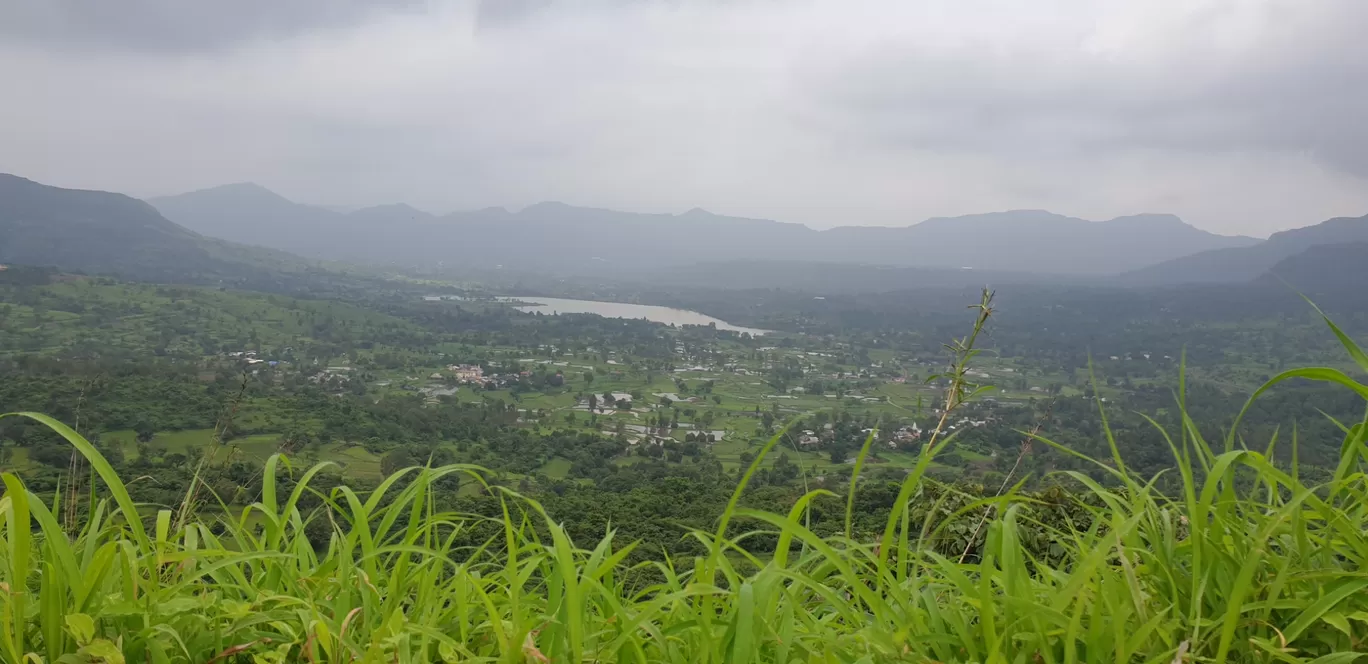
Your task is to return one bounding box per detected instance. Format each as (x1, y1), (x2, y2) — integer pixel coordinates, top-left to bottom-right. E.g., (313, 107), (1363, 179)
(505, 296), (770, 335)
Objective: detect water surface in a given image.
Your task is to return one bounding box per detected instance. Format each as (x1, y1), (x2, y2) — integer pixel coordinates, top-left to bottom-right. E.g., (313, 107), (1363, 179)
(506, 296), (769, 335)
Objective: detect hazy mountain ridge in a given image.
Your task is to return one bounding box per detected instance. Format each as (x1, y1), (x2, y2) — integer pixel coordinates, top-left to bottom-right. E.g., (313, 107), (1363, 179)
(816, 210), (1257, 272)
(638, 260), (1092, 294)
(0, 175), (379, 293)
(149, 184), (1256, 275)
(1260, 241), (1368, 295)
(1123, 212), (1368, 285)
(4, 172), (1363, 305)
(149, 183), (355, 260)
(0, 173), (216, 280)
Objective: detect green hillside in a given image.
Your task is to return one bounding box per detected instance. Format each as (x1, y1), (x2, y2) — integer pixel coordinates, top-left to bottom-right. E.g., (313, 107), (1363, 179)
(0, 174), (391, 295)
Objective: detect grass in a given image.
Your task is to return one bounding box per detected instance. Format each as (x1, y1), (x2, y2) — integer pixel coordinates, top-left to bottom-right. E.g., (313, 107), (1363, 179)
(538, 457), (573, 479)
(93, 429), (389, 482)
(3, 297), (1368, 662)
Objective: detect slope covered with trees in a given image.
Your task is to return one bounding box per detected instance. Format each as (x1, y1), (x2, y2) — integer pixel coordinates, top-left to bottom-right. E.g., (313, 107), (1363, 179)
(0, 174), (218, 281)
(0, 174), (392, 295)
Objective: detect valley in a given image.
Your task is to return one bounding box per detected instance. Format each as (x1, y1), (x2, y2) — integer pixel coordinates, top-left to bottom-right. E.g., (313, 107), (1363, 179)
(5, 4), (1368, 658)
(2, 173), (1366, 662)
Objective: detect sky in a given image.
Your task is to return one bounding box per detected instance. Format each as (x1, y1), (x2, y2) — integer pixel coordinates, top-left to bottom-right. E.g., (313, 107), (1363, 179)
(2, 0), (1366, 236)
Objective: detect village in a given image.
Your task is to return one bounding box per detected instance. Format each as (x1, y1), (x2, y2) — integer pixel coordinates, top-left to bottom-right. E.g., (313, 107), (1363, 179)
(211, 323), (1045, 476)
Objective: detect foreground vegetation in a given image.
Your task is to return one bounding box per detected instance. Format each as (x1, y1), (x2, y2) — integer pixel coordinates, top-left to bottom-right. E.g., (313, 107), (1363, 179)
(4, 311), (1368, 663)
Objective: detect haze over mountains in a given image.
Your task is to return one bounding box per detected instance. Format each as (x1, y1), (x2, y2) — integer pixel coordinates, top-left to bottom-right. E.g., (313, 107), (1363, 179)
(0, 174), (367, 292)
(3, 173), (1365, 294)
(149, 183), (1257, 276)
(0, 173), (225, 280)
(1124, 212), (1368, 285)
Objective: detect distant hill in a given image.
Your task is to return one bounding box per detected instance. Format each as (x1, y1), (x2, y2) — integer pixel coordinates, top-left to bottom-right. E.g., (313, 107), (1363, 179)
(816, 211), (1258, 274)
(0, 174), (373, 292)
(1259, 242), (1368, 298)
(148, 183), (357, 259)
(150, 185), (1256, 275)
(1124, 213), (1368, 285)
(639, 260), (1091, 293)
(0, 173), (223, 281)
(150, 184), (464, 265)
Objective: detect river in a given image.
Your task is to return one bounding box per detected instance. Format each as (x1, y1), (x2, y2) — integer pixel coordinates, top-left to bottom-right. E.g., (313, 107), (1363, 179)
(505, 296), (770, 335)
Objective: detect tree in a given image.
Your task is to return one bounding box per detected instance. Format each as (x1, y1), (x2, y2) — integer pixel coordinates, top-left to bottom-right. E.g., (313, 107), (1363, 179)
(772, 453), (799, 483)
(96, 437), (125, 465)
(134, 419), (156, 443)
(381, 449), (419, 476)
(583, 371), (594, 386)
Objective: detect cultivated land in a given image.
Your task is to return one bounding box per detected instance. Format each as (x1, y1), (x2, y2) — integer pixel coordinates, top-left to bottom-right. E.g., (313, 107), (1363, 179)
(5, 299), (1368, 662)
(5, 269), (1368, 662)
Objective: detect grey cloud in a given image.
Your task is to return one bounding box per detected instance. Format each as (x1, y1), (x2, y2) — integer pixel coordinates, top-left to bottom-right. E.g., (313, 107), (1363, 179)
(812, 0), (1368, 176)
(474, 0), (553, 29)
(0, 0), (1366, 237)
(0, 0), (426, 51)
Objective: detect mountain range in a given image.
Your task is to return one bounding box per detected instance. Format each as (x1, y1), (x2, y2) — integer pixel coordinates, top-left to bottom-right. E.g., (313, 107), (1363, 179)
(148, 183), (1259, 275)
(4, 173), (1364, 292)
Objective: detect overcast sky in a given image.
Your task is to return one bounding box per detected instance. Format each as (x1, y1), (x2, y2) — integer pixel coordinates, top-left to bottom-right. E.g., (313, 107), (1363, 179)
(2, 0), (1366, 236)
